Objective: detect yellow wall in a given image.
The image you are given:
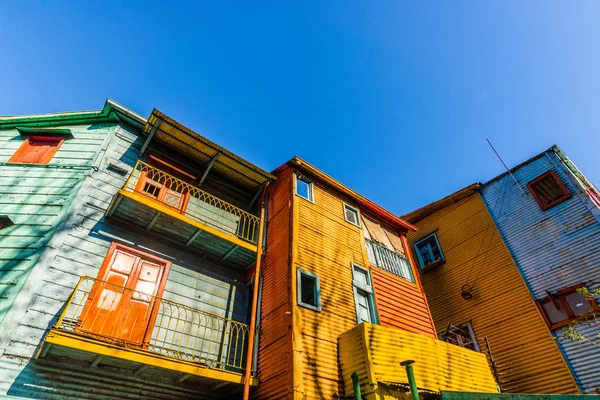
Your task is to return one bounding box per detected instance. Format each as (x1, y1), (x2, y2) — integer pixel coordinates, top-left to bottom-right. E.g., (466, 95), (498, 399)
(338, 323), (498, 398)
(292, 168), (369, 399)
(407, 193), (579, 394)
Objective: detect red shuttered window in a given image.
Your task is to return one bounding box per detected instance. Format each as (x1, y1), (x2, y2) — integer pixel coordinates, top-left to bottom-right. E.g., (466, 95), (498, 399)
(8, 136), (64, 164)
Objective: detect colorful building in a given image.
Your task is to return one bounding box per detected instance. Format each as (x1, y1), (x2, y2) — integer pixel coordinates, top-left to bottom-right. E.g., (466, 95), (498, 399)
(0, 101), (497, 399)
(404, 146), (600, 394)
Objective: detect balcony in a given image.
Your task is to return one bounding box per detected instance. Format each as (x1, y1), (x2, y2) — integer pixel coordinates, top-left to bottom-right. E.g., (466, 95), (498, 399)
(107, 160), (260, 269)
(38, 276), (256, 391)
(338, 323), (497, 399)
(365, 238), (414, 282)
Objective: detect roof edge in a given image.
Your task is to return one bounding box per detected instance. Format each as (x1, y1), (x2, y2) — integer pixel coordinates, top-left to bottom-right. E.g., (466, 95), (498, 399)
(402, 183), (481, 224)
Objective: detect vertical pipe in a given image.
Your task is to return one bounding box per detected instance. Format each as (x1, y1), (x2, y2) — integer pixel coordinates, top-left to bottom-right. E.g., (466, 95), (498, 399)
(242, 183), (268, 400)
(351, 372), (362, 400)
(400, 360), (419, 400)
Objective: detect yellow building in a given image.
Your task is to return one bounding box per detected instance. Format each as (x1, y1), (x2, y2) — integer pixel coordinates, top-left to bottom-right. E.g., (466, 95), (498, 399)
(403, 184), (580, 394)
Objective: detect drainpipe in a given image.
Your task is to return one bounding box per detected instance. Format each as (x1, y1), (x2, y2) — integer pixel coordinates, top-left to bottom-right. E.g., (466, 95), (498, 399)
(400, 360), (419, 400)
(242, 183), (269, 400)
(351, 372), (362, 400)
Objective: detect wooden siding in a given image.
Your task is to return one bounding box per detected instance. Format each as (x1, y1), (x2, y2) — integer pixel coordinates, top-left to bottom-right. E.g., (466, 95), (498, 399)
(480, 150), (600, 393)
(407, 193), (579, 394)
(254, 167), (293, 400)
(0, 124), (113, 330)
(338, 323), (498, 398)
(0, 123), (249, 399)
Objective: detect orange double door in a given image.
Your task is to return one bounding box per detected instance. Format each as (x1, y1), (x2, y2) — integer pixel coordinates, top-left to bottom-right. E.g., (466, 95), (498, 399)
(78, 243), (171, 345)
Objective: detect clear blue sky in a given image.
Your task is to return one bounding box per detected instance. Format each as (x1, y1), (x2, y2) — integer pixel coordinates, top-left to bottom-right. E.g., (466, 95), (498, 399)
(1, 2), (599, 214)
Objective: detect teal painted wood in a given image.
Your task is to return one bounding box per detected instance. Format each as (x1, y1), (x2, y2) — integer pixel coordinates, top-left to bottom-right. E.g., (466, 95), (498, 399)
(0, 123), (115, 330)
(0, 121), (251, 399)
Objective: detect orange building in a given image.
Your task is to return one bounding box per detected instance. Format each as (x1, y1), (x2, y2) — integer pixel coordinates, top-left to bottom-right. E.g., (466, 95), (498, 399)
(255, 158), (497, 399)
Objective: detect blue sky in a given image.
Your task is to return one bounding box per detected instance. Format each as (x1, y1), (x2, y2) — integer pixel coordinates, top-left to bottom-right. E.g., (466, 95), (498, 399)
(1, 2), (599, 214)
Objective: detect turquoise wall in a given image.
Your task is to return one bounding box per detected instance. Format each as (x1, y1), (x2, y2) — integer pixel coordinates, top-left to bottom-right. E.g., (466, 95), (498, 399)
(0, 123), (115, 328)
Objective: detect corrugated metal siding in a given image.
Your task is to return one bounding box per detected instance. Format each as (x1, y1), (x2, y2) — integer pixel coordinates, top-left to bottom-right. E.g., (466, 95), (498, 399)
(0, 124), (112, 329)
(0, 124), (248, 399)
(407, 194), (579, 394)
(254, 168), (293, 400)
(371, 267), (436, 338)
(295, 177), (367, 399)
(480, 151), (600, 393)
(338, 323), (497, 396)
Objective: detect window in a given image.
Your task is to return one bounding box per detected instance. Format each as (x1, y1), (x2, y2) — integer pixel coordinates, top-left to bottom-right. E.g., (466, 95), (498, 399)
(439, 322), (480, 352)
(343, 203), (360, 227)
(527, 170), (571, 211)
(0, 215), (14, 231)
(8, 136), (65, 164)
(297, 269), (321, 311)
(352, 264), (377, 324)
(295, 175), (313, 202)
(414, 233), (445, 269)
(537, 284), (600, 330)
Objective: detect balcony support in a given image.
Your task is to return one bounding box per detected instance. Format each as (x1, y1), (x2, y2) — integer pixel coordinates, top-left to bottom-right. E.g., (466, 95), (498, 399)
(198, 152), (221, 187)
(133, 365), (150, 377)
(90, 354), (104, 368)
(243, 183), (268, 400)
(146, 211), (162, 231)
(221, 245), (238, 261)
(139, 119), (161, 156)
(185, 229), (204, 247)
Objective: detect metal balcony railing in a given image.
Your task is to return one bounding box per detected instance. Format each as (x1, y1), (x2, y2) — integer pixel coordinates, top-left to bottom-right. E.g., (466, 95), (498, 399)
(56, 276), (250, 374)
(365, 238), (414, 282)
(123, 160), (260, 245)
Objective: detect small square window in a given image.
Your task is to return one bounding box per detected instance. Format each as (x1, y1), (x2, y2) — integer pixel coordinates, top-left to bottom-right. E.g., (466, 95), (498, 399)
(297, 269), (321, 311)
(296, 175), (314, 202)
(414, 233), (445, 269)
(527, 171), (571, 211)
(8, 136), (65, 164)
(343, 203), (360, 227)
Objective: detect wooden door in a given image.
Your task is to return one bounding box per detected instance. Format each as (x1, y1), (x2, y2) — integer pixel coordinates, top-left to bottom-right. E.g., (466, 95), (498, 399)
(78, 243), (170, 346)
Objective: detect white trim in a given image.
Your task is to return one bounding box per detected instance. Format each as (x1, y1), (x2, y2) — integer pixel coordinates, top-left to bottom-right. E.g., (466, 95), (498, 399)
(343, 203), (361, 227)
(297, 268), (321, 312)
(295, 174), (314, 203)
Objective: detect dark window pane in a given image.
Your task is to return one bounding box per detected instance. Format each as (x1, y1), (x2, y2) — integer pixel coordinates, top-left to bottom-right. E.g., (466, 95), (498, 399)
(542, 300), (569, 324)
(565, 293), (594, 316)
(301, 274), (316, 306)
(345, 206), (358, 225)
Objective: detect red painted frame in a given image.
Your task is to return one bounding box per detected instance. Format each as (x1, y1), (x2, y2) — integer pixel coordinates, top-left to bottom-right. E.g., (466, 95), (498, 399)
(527, 170), (572, 211)
(8, 135), (65, 164)
(536, 283), (600, 330)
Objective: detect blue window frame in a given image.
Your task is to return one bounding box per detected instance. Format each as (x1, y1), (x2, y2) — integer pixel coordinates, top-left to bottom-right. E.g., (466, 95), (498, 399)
(352, 264), (378, 324)
(414, 233), (445, 269)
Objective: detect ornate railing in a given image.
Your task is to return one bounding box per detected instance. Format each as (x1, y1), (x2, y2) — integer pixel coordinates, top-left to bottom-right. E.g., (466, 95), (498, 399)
(123, 160), (260, 245)
(365, 238), (414, 282)
(56, 276), (250, 374)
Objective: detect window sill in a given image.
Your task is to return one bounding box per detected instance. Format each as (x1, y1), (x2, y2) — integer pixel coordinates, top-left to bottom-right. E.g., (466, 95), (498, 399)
(298, 302), (321, 312)
(420, 259), (445, 272)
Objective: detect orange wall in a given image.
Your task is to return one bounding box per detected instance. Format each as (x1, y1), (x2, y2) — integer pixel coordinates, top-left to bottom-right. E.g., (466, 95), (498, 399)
(254, 168), (293, 400)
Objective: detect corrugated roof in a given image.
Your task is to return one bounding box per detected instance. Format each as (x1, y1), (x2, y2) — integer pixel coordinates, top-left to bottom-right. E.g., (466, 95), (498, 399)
(144, 109), (276, 190)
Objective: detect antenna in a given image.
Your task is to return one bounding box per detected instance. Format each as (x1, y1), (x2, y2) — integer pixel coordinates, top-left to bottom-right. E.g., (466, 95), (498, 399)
(486, 138), (527, 197)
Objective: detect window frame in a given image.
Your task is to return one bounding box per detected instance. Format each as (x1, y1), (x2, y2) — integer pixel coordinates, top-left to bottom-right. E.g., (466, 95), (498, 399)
(352, 264), (378, 325)
(414, 232), (445, 270)
(527, 170), (572, 211)
(8, 135), (65, 165)
(439, 321), (480, 352)
(536, 283), (600, 330)
(295, 174), (314, 203)
(343, 203), (361, 227)
(297, 268), (321, 312)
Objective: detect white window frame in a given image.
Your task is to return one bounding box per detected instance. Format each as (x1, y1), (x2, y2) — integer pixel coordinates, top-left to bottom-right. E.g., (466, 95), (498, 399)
(343, 203), (361, 227)
(414, 232), (445, 269)
(297, 268), (321, 311)
(352, 264), (378, 324)
(295, 174), (314, 203)
(439, 321), (480, 352)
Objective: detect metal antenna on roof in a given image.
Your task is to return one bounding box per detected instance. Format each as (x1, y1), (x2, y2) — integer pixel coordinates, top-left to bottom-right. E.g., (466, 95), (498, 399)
(486, 138), (527, 197)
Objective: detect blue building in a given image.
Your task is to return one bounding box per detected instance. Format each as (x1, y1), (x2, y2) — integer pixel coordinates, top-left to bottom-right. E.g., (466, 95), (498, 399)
(480, 145), (600, 393)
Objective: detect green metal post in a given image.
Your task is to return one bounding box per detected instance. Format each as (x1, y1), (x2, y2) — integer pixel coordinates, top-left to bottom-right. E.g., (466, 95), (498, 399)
(351, 372), (362, 400)
(400, 360), (419, 400)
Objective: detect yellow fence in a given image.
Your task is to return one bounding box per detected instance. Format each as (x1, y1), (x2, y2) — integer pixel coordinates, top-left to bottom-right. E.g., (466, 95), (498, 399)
(57, 276), (250, 374)
(123, 160), (260, 244)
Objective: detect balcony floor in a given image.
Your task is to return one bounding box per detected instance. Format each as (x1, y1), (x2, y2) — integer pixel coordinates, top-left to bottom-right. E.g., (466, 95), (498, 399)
(108, 190), (257, 269)
(38, 329), (257, 391)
